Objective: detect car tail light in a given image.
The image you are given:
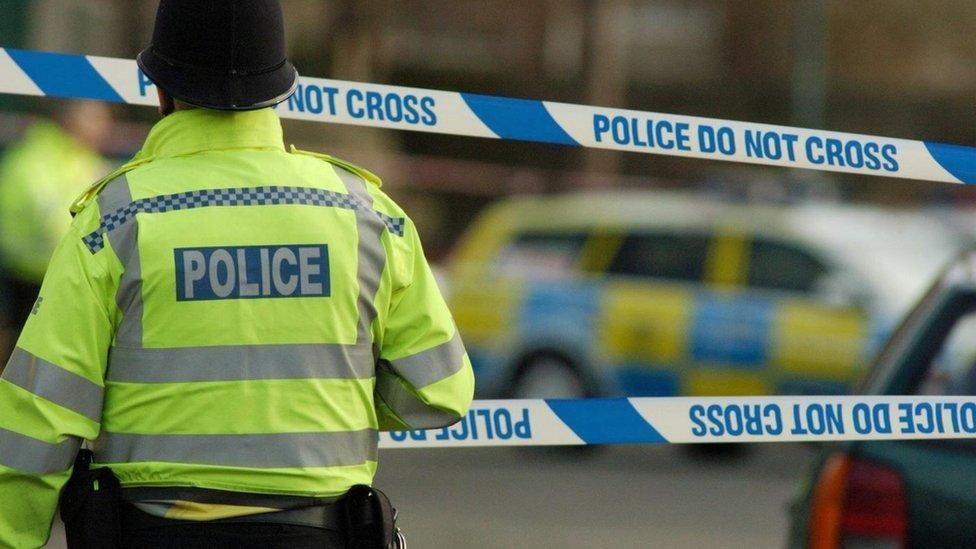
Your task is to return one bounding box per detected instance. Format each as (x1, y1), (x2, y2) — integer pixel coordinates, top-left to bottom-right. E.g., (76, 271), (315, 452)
(808, 454), (908, 549)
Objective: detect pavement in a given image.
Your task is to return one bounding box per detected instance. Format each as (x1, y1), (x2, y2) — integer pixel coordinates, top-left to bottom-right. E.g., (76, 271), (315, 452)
(48, 443), (815, 548)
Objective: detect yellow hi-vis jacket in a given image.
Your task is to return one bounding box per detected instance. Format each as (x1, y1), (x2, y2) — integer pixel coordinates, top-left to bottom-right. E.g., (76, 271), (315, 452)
(0, 108), (474, 547)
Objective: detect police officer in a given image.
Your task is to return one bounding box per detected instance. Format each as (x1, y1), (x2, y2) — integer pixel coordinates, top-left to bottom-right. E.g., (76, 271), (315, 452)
(0, 1), (474, 547)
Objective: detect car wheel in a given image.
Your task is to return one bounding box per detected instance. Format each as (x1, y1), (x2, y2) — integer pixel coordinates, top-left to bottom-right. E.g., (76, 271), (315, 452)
(509, 354), (597, 457)
(511, 355), (588, 400)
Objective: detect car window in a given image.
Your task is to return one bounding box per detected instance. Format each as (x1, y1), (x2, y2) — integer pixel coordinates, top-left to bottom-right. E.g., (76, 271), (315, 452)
(495, 232), (588, 277)
(746, 238), (828, 294)
(606, 232), (709, 282)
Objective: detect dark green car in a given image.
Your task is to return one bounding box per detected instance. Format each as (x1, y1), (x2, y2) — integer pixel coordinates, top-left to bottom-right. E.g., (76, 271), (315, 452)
(788, 251), (976, 548)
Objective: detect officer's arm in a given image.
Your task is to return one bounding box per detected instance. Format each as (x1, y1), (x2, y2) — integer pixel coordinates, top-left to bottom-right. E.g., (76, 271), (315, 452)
(0, 220), (115, 547)
(376, 220), (475, 431)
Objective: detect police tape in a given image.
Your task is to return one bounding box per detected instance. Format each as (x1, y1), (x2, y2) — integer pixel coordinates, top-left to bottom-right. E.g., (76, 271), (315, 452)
(0, 47), (973, 185)
(377, 396), (976, 448)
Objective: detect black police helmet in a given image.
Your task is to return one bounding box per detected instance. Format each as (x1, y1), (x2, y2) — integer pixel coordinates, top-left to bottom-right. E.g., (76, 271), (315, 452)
(138, 0), (299, 111)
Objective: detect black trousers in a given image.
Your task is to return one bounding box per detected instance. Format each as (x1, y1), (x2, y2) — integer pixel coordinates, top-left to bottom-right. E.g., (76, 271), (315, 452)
(120, 506), (346, 549)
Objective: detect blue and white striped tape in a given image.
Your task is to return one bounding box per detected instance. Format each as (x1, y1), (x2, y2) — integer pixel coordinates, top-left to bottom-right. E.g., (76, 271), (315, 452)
(378, 396), (976, 447)
(1, 48), (973, 185)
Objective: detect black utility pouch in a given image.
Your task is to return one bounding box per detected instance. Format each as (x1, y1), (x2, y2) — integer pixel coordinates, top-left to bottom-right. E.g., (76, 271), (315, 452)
(342, 485), (403, 549)
(58, 449), (123, 549)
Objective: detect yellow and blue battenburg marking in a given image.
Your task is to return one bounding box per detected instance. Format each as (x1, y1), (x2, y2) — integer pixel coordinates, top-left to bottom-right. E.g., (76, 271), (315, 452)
(0, 47), (972, 184)
(458, 274), (867, 398)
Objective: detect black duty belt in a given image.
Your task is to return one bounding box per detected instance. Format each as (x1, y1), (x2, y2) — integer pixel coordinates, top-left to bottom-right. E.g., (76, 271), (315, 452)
(121, 487), (344, 531)
(218, 503), (344, 530)
(122, 501), (344, 531)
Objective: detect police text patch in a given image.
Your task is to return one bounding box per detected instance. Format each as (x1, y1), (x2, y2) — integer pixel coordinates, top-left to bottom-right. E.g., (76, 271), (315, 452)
(175, 245), (330, 301)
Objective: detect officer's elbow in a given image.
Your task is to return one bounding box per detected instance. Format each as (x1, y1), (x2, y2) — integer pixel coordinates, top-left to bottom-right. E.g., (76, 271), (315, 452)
(419, 361), (475, 428)
(374, 358), (475, 430)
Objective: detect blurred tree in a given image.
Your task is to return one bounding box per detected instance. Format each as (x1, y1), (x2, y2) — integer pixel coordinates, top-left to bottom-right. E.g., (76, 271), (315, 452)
(581, 0), (632, 182)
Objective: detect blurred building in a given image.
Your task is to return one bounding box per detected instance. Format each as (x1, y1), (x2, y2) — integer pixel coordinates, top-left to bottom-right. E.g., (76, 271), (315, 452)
(0, 0), (973, 254)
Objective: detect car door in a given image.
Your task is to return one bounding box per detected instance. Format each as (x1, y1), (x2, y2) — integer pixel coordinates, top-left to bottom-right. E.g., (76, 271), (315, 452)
(597, 230), (710, 396)
(682, 231), (775, 395)
(743, 237), (871, 395)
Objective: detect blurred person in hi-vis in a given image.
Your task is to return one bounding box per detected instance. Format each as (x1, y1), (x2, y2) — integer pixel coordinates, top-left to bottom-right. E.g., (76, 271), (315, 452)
(0, 101), (113, 359)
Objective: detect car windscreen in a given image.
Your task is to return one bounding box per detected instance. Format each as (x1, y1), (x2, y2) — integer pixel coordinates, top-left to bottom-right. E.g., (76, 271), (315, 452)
(858, 281), (953, 394)
(915, 292), (976, 397)
(864, 285), (976, 399)
(886, 287), (976, 452)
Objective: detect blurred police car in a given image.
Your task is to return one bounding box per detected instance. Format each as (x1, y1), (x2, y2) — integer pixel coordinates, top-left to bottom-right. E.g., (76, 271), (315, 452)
(788, 250), (976, 548)
(446, 191), (967, 399)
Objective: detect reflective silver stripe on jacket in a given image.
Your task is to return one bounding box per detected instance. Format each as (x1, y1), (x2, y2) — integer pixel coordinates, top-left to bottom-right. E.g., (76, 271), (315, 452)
(94, 429), (378, 468)
(0, 428), (80, 475)
(106, 344), (375, 383)
(375, 363), (462, 429)
(387, 331), (467, 389)
(3, 348), (103, 422)
(98, 176), (144, 348)
(332, 166), (387, 353)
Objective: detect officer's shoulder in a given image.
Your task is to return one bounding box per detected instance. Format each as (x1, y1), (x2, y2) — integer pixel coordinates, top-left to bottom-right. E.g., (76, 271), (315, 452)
(290, 148), (413, 237)
(289, 146), (383, 188)
(289, 147), (410, 224)
(69, 157), (152, 216)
